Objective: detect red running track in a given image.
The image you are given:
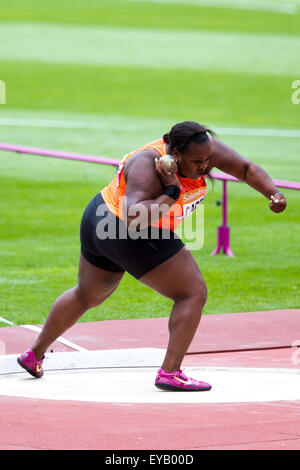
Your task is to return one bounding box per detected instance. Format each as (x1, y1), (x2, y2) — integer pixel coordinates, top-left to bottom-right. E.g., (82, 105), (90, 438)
(0, 309), (300, 450)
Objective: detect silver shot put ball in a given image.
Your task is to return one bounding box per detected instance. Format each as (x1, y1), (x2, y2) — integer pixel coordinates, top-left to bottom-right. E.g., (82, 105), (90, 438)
(158, 155), (178, 173)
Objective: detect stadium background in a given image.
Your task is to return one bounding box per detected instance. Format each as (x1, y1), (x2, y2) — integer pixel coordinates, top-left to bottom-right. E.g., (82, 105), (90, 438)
(0, 0), (299, 326)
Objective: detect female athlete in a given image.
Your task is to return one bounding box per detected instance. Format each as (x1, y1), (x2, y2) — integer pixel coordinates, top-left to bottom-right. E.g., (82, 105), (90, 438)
(17, 121), (287, 391)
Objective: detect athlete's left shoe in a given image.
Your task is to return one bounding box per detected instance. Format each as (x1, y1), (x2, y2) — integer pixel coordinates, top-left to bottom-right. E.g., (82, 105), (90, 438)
(17, 349), (44, 378)
(155, 368), (212, 391)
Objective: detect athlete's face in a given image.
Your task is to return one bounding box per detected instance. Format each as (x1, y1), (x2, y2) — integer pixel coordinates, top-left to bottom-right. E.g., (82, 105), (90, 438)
(173, 141), (212, 180)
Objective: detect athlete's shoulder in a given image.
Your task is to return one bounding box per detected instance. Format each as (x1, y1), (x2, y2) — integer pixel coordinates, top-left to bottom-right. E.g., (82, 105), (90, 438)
(123, 139), (164, 174)
(123, 147), (158, 182)
(143, 138), (165, 155)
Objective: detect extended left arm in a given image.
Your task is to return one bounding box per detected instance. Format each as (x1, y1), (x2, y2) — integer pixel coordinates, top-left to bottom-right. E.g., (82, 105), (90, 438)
(210, 138), (287, 213)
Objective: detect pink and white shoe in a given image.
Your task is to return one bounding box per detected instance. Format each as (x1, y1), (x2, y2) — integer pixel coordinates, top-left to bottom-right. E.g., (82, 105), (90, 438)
(155, 368), (212, 391)
(17, 349), (44, 378)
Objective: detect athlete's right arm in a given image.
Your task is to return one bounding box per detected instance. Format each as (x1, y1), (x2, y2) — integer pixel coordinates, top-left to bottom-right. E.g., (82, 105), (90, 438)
(123, 150), (180, 230)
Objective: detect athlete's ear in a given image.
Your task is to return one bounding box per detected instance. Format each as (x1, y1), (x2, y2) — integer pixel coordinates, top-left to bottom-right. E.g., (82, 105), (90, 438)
(172, 148), (181, 164)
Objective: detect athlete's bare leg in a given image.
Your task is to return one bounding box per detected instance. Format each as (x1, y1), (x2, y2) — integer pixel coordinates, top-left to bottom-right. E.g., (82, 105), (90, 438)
(140, 247), (207, 373)
(31, 254), (124, 360)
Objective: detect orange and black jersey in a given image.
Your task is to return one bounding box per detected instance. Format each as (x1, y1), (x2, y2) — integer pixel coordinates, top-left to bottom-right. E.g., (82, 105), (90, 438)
(101, 139), (207, 232)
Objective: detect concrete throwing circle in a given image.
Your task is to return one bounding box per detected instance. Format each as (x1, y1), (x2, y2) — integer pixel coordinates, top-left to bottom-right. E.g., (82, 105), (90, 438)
(1, 367), (300, 404)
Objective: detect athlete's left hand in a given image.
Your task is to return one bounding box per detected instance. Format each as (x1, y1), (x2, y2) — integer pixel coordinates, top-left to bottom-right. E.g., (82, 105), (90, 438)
(269, 191), (287, 213)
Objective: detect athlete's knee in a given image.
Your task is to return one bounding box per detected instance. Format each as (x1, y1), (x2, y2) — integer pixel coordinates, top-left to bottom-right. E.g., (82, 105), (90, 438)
(174, 277), (207, 309)
(188, 286), (207, 317)
(197, 280), (208, 307)
(73, 283), (106, 309)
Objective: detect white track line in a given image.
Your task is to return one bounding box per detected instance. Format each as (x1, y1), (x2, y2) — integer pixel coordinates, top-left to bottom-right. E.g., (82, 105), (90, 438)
(0, 316), (87, 352)
(0, 116), (299, 138)
(0, 316), (15, 326)
(0, 117), (107, 130)
(216, 126), (300, 138)
(2, 364), (300, 404)
(21, 325), (88, 352)
(127, 0), (298, 15)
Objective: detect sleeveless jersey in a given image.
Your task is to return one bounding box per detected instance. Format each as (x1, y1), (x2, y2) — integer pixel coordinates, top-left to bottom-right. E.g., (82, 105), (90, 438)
(101, 139), (207, 232)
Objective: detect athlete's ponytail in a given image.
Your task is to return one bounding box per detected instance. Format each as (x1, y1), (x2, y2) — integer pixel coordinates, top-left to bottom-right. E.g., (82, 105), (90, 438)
(163, 133), (170, 144)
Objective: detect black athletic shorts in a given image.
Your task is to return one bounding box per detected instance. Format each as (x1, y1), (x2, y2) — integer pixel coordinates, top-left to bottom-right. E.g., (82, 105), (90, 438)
(80, 192), (185, 279)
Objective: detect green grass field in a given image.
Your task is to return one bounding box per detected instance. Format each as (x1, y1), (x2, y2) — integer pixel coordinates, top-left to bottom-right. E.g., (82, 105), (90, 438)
(0, 0), (299, 327)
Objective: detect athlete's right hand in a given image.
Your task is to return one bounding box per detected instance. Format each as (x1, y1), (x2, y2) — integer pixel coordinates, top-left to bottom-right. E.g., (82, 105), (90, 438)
(155, 158), (180, 188)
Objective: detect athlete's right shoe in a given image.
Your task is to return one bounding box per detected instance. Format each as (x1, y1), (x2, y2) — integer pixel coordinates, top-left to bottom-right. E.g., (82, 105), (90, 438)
(17, 349), (44, 378)
(155, 368), (212, 391)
